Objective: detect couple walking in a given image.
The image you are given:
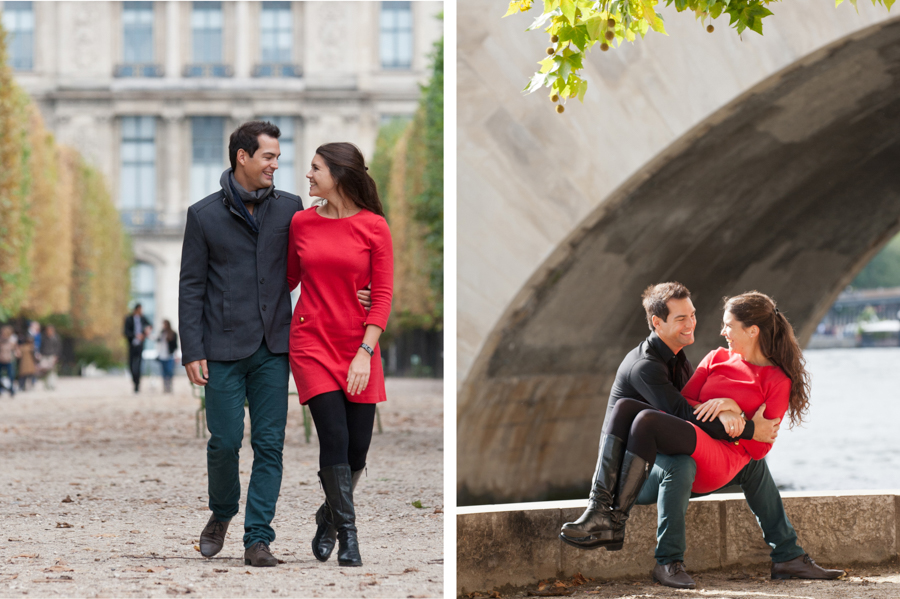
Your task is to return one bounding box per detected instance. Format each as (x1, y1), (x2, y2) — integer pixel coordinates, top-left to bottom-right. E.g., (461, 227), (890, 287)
(561, 282), (844, 588)
(178, 121), (393, 567)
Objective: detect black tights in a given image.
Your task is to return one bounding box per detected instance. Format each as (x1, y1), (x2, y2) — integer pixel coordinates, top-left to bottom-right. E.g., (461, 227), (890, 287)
(306, 390), (376, 471)
(604, 399), (697, 468)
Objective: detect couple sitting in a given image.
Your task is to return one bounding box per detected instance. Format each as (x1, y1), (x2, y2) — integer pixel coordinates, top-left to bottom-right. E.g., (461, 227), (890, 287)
(560, 282), (843, 588)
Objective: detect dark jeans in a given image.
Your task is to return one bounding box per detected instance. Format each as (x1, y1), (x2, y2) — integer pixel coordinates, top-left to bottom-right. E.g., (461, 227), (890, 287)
(636, 455), (805, 565)
(128, 344), (143, 391)
(205, 340), (289, 548)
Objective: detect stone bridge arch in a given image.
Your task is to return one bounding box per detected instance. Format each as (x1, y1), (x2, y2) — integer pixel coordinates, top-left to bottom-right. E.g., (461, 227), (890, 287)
(458, 0), (900, 504)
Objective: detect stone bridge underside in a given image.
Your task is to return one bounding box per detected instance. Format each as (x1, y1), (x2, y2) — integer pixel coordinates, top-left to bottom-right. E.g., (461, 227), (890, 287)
(458, 13), (900, 504)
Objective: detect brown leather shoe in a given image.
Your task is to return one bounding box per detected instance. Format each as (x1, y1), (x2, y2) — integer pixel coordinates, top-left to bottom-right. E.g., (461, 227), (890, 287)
(652, 561), (696, 589)
(771, 554), (843, 580)
(199, 514), (229, 558)
(244, 541), (278, 567)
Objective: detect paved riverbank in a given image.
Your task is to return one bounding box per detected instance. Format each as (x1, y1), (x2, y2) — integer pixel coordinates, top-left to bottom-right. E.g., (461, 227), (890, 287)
(464, 562), (900, 599)
(0, 376), (443, 598)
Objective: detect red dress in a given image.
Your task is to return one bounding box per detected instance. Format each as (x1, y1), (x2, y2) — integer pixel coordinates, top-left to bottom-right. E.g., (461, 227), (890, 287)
(681, 348), (791, 493)
(286, 207), (393, 404)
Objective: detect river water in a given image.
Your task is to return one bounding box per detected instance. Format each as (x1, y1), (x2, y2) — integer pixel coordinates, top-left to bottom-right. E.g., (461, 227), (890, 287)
(765, 347), (900, 491)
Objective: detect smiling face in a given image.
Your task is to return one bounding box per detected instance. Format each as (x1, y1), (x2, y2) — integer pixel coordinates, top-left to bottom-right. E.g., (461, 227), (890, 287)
(652, 297), (696, 354)
(306, 154), (337, 199)
(237, 134), (280, 191)
(721, 309), (758, 358)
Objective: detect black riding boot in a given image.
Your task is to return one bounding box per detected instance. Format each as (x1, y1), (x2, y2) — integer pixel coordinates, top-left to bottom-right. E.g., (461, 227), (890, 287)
(312, 467), (363, 562)
(559, 434), (625, 550)
(605, 451), (651, 549)
(318, 464), (362, 567)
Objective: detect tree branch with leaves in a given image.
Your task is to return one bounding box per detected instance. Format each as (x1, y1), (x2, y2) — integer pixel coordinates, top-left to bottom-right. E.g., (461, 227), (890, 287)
(505, 0), (894, 111)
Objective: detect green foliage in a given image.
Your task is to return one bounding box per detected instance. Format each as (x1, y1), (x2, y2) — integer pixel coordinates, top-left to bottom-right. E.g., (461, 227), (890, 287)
(0, 24), (34, 317)
(0, 24), (131, 364)
(412, 36), (444, 324)
(369, 117), (411, 218)
(369, 33), (444, 335)
(851, 233), (900, 289)
(505, 0), (894, 103)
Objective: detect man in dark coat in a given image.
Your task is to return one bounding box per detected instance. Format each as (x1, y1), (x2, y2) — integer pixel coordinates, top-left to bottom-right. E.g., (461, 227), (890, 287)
(179, 121), (370, 567)
(124, 304), (151, 393)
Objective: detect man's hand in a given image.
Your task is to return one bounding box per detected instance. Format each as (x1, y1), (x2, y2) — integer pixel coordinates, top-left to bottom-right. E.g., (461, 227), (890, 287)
(718, 411), (745, 438)
(185, 359), (209, 386)
(751, 404), (780, 443)
(357, 285), (372, 312)
(694, 397), (740, 422)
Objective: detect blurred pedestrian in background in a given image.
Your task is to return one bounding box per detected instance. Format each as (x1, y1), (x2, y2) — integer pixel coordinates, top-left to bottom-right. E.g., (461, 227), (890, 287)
(0, 326), (18, 397)
(16, 329), (36, 392)
(39, 325), (62, 390)
(157, 319), (178, 394)
(124, 304), (151, 394)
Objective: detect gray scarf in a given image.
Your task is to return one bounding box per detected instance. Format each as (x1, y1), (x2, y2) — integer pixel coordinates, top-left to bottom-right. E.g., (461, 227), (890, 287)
(220, 169), (274, 205)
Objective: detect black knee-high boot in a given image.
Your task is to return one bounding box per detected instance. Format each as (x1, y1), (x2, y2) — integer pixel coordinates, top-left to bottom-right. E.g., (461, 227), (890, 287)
(559, 433), (625, 550)
(312, 467), (363, 561)
(317, 464), (362, 567)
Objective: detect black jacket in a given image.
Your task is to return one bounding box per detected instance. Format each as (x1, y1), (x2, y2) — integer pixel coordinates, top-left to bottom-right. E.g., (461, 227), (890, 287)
(178, 187), (303, 363)
(606, 332), (755, 441)
(124, 314), (151, 348)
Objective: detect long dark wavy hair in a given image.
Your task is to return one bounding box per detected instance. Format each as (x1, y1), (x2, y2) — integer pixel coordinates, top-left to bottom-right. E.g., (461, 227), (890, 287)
(315, 143), (384, 217)
(724, 292), (810, 427)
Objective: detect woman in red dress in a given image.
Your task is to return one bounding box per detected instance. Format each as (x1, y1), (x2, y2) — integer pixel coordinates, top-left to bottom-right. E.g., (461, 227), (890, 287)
(563, 292), (810, 548)
(287, 143), (393, 567)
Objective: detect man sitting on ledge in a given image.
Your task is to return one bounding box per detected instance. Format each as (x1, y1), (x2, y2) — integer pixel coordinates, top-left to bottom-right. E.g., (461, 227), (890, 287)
(560, 282), (844, 589)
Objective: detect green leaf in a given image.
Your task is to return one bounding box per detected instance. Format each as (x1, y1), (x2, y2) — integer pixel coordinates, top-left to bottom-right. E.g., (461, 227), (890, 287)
(576, 77), (589, 102)
(584, 14), (605, 39)
(560, 0), (577, 24)
(504, 1), (521, 17)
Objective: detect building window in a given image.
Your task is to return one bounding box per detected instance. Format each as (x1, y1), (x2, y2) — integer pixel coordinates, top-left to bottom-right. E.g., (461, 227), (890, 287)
(123, 2), (153, 63)
(258, 116), (295, 192)
(192, 1), (222, 63)
(260, 2), (291, 64)
(116, 1), (161, 77)
(186, 1), (230, 76)
(2, 1), (34, 71)
(120, 116), (157, 227)
(191, 117), (225, 202)
(130, 262), (156, 328)
(380, 1), (412, 70)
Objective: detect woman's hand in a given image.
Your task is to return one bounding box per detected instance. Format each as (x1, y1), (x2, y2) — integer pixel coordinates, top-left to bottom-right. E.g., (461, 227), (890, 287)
(718, 411), (745, 438)
(694, 397), (741, 422)
(347, 350), (371, 395)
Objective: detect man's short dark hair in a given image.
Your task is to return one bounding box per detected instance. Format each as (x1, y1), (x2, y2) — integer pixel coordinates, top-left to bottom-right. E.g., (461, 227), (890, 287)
(133, 303), (142, 312)
(641, 282), (691, 331)
(229, 121), (281, 170)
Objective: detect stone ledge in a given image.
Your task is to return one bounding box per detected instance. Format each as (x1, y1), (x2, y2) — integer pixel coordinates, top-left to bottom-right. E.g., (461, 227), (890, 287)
(457, 491), (900, 595)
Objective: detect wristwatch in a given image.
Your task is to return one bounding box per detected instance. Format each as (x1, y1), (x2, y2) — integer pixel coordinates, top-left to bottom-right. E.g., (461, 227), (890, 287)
(359, 343), (374, 357)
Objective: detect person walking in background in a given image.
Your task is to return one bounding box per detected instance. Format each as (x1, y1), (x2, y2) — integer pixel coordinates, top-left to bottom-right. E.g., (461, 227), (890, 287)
(39, 325), (62, 390)
(0, 326), (18, 397)
(124, 304), (151, 394)
(16, 330), (37, 392)
(157, 320), (178, 394)
(288, 143), (394, 568)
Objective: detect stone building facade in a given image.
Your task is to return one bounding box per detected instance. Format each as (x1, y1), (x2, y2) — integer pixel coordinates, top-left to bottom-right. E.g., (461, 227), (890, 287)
(3, 0), (442, 337)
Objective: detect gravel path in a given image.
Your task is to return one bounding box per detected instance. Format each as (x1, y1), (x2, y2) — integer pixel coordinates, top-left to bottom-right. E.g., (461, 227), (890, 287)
(0, 376), (443, 598)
